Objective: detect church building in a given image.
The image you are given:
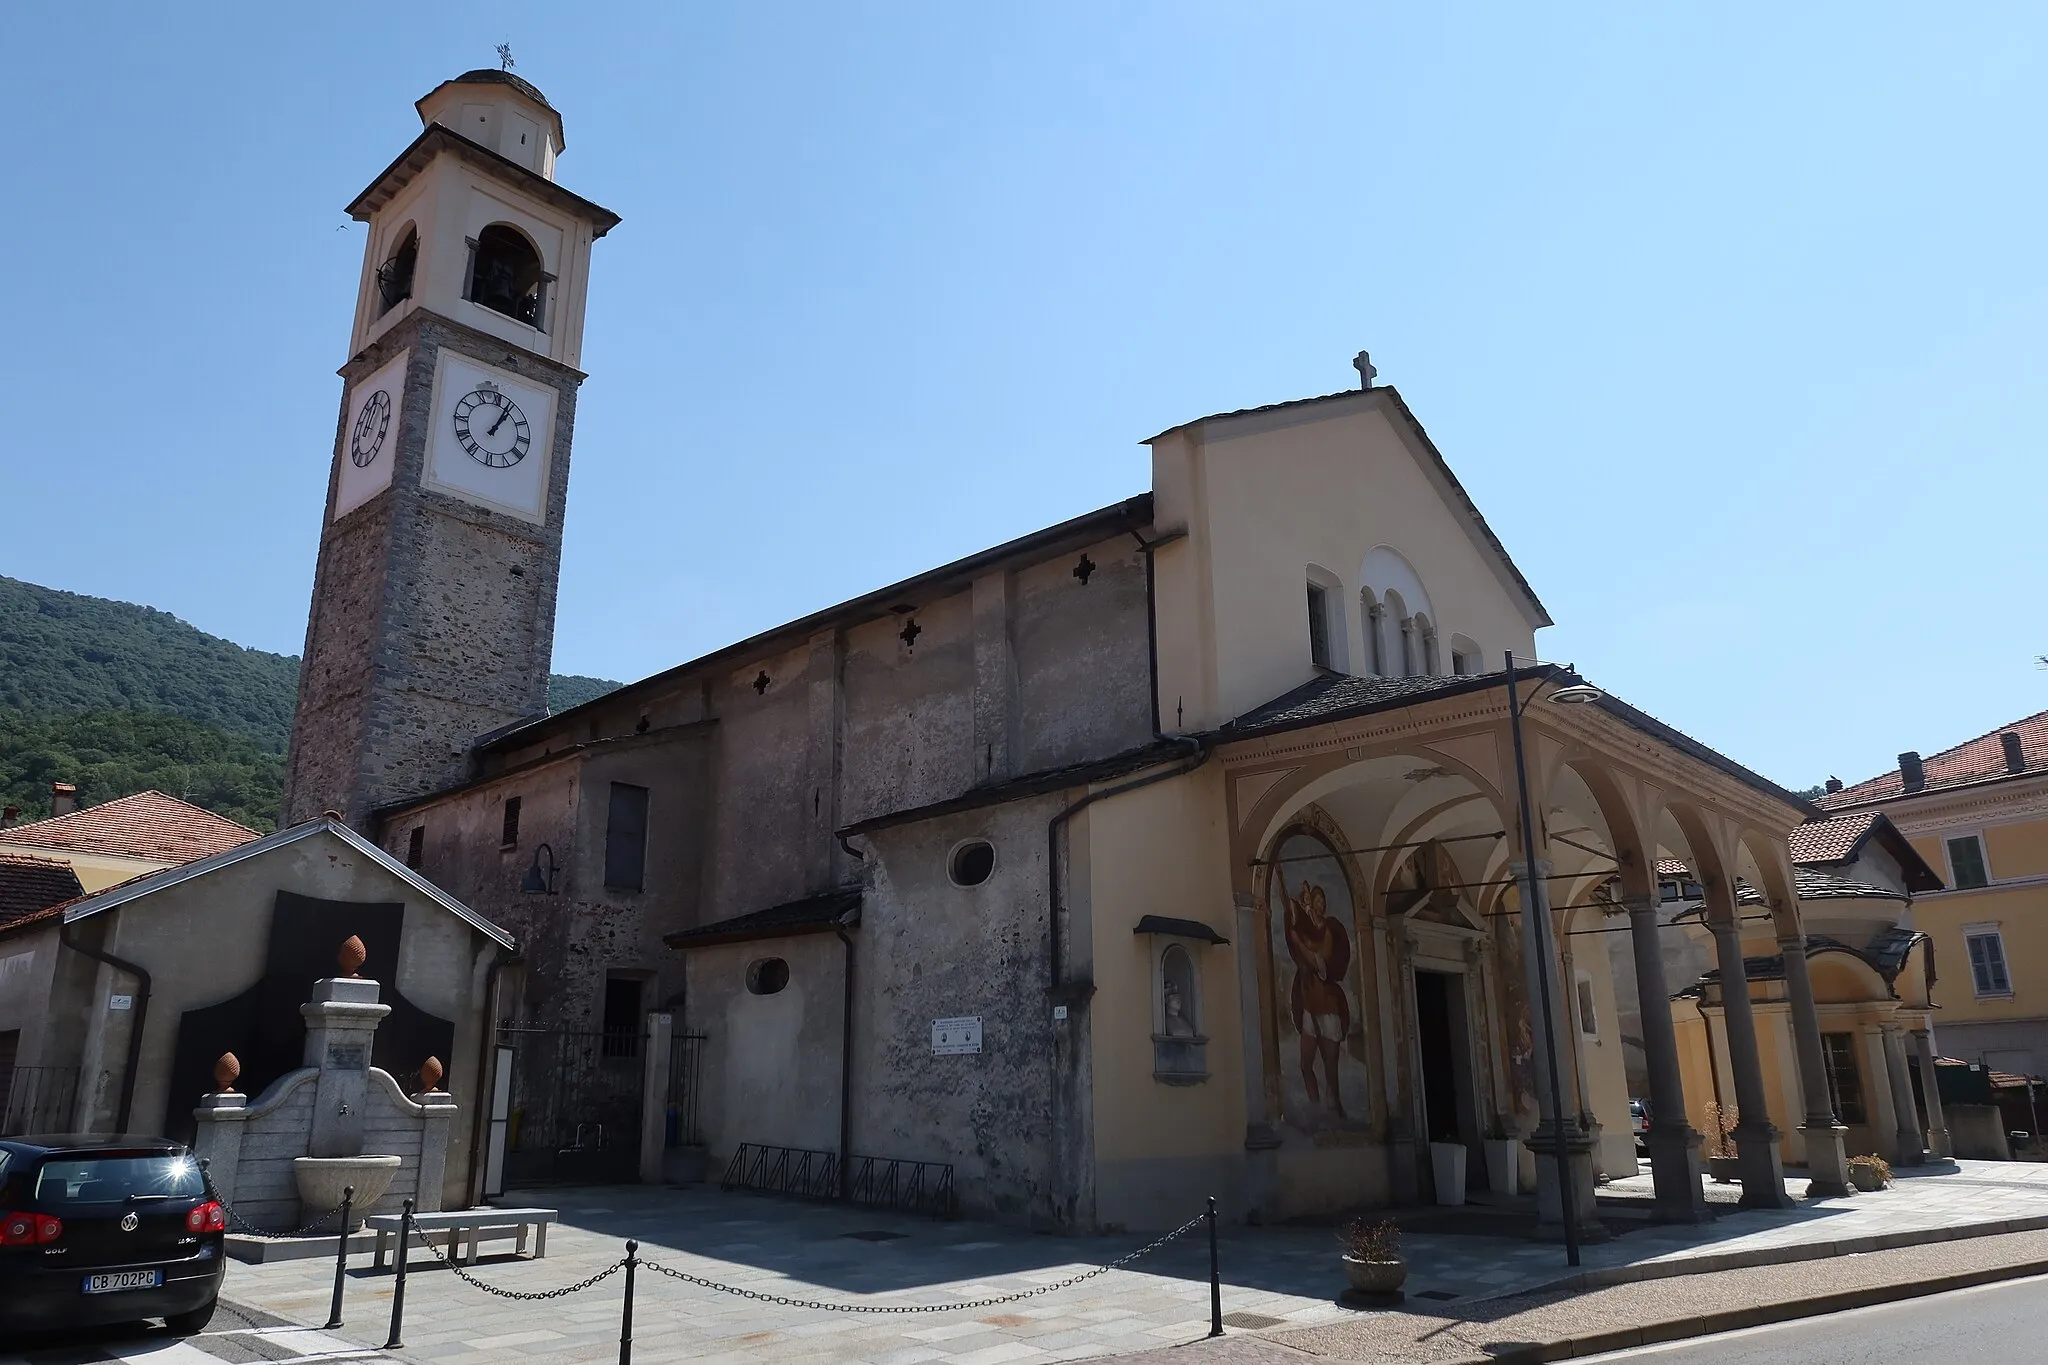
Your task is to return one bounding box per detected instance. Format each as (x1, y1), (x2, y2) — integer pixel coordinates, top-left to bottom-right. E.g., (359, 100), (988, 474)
(285, 72), (1868, 1232)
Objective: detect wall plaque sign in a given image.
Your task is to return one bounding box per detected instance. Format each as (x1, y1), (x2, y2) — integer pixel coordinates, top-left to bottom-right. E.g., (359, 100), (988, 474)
(931, 1017), (982, 1056)
(108, 994), (134, 1011)
(326, 1043), (368, 1071)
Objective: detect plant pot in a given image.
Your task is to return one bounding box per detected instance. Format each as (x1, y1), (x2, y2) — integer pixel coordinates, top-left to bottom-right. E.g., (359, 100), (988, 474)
(1849, 1165), (1887, 1192)
(1706, 1156), (1743, 1184)
(1484, 1137), (1520, 1197)
(1429, 1141), (1468, 1207)
(1342, 1254), (1407, 1296)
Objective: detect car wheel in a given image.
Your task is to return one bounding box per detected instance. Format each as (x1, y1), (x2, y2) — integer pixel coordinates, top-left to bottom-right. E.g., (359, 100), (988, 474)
(165, 1298), (218, 1336)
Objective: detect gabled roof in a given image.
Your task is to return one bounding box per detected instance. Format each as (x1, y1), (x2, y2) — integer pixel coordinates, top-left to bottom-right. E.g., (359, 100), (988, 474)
(0, 792), (258, 864)
(0, 819), (514, 951)
(0, 854), (84, 930)
(1143, 385), (1550, 629)
(664, 887), (860, 949)
(1787, 811), (1942, 893)
(1822, 709), (2048, 808)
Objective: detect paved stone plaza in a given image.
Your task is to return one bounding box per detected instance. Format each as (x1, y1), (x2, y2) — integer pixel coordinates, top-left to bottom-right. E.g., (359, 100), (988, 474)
(84, 1159), (2048, 1365)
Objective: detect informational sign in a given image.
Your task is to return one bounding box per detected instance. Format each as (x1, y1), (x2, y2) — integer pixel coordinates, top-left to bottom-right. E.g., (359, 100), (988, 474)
(1052, 1005), (1068, 1021)
(326, 1043), (368, 1071)
(932, 1016), (982, 1055)
(108, 994), (133, 1011)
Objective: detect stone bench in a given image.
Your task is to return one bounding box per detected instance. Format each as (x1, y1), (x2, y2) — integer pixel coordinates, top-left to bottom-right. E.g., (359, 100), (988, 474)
(368, 1207), (557, 1268)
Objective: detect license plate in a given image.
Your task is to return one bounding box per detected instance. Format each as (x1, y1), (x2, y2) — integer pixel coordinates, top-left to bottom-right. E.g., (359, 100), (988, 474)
(82, 1269), (162, 1294)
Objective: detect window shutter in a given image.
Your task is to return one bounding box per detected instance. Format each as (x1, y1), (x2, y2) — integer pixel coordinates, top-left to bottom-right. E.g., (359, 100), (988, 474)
(605, 783), (649, 891)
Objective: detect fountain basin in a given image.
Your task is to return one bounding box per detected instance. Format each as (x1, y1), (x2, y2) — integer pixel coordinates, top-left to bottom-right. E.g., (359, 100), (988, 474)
(293, 1155), (401, 1228)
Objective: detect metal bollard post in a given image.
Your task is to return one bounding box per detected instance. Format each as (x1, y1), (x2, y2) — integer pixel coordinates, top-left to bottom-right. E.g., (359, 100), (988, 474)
(324, 1185), (354, 1330)
(1206, 1196), (1223, 1337)
(620, 1238), (639, 1365)
(384, 1198), (413, 1350)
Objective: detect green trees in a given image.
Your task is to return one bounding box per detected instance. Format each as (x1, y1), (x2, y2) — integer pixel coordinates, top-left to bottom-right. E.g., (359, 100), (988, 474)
(0, 576), (619, 830)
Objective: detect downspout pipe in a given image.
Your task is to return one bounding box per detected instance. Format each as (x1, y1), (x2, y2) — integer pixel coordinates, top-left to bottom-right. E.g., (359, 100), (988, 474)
(59, 917), (151, 1134)
(1045, 735), (1208, 994)
(1129, 529), (1186, 741)
(834, 911), (859, 1198)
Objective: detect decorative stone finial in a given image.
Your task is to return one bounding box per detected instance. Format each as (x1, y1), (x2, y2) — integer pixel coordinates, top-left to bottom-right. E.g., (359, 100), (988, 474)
(419, 1056), (446, 1093)
(214, 1052), (241, 1093)
(338, 936), (367, 977)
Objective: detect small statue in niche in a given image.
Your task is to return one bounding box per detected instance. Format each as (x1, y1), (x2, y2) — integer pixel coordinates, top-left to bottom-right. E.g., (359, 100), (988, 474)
(1163, 980), (1196, 1038)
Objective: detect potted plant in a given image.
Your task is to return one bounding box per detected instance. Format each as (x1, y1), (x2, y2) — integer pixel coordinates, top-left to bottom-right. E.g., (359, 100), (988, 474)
(1848, 1154), (1891, 1191)
(1483, 1121), (1520, 1197)
(1339, 1216), (1406, 1300)
(1703, 1101), (1742, 1183)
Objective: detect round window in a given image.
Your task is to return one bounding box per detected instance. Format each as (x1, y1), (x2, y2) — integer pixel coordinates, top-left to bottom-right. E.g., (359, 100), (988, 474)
(949, 840), (996, 887)
(745, 958), (789, 995)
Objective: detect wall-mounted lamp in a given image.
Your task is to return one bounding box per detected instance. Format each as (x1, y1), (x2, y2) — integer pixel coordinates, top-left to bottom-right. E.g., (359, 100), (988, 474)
(521, 842), (559, 894)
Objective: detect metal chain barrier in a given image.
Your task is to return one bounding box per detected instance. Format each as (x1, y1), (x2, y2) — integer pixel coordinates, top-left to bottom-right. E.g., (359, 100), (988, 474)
(201, 1171), (349, 1238)
(638, 1210), (1208, 1314)
(409, 1211), (630, 1301)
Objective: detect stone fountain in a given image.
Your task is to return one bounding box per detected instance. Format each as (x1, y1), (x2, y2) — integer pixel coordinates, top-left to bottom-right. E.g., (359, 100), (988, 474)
(194, 937), (456, 1241)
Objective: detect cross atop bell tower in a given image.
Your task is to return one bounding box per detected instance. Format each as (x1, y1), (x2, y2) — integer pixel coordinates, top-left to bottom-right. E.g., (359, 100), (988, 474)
(283, 71), (621, 829)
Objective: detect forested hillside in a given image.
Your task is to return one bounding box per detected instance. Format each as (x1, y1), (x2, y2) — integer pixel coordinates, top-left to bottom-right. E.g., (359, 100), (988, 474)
(0, 576), (619, 829)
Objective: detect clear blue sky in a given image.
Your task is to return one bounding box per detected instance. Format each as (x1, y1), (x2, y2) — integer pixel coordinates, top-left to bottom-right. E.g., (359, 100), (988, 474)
(4, 4), (2043, 791)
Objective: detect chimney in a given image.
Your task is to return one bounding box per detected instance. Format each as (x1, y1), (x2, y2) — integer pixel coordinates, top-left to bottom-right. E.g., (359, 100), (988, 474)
(1898, 752), (1924, 793)
(0, 806), (18, 828)
(2003, 732), (2027, 774)
(1824, 776), (1843, 794)
(49, 782), (78, 817)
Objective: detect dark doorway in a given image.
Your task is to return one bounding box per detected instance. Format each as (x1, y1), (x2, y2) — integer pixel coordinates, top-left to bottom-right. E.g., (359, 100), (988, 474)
(1415, 971), (1461, 1142)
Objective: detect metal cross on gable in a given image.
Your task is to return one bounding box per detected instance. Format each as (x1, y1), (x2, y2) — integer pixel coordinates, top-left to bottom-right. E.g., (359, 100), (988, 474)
(497, 43), (516, 71)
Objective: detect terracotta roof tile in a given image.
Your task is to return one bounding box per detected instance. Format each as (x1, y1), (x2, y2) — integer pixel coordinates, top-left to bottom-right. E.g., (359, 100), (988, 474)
(1788, 811), (1880, 864)
(1654, 858), (1692, 877)
(0, 853), (85, 929)
(0, 791), (258, 864)
(1822, 709), (2048, 806)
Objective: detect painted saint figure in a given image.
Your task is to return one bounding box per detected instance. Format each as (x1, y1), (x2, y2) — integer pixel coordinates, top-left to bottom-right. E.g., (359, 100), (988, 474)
(1284, 880), (1353, 1117)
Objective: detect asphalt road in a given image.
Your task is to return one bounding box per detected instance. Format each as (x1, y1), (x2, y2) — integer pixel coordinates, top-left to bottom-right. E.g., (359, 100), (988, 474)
(1579, 1272), (2048, 1363)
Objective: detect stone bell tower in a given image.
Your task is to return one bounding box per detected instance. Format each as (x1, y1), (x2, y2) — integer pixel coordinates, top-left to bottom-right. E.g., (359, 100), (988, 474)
(284, 69), (620, 827)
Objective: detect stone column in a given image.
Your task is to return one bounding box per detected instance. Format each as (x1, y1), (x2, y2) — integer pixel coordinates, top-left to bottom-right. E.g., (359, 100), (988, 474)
(1707, 916), (1791, 1208)
(1514, 862), (1604, 1240)
(640, 1011), (674, 1184)
(410, 1080), (458, 1213)
(1913, 1029), (1952, 1160)
(1232, 892), (1281, 1220)
(1778, 931), (1853, 1197)
(1882, 1023), (1924, 1165)
(192, 1089), (249, 1207)
(1629, 898), (1708, 1221)
(1386, 927), (1422, 1205)
(302, 976), (392, 1159)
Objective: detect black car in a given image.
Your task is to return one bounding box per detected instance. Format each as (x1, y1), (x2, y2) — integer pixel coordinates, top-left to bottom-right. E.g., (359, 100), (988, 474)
(0, 1134), (225, 1337)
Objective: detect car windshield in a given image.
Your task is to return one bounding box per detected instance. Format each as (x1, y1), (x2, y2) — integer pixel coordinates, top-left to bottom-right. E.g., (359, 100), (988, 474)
(31, 1155), (204, 1208)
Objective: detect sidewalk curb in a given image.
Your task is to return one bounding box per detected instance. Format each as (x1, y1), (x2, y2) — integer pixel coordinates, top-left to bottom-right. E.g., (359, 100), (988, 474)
(1512, 1211), (2048, 1298)
(1474, 1255), (2048, 1364)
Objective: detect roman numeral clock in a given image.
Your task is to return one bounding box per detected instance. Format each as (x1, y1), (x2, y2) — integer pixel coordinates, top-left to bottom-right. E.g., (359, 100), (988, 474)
(283, 67), (619, 829)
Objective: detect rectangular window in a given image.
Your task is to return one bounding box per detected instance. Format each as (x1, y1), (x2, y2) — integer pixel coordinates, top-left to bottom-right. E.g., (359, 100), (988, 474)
(601, 977), (642, 1060)
(1659, 880), (1680, 903)
(1821, 1032), (1867, 1125)
(500, 796), (521, 848)
(1575, 978), (1599, 1036)
(1948, 834), (1990, 890)
(1306, 583), (1332, 669)
(1681, 880), (1702, 902)
(406, 826), (424, 870)
(1968, 930), (2012, 997)
(604, 783), (649, 891)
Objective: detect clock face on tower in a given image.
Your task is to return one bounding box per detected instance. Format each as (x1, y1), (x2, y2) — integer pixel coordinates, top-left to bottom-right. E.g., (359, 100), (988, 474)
(333, 351), (409, 521)
(350, 389), (391, 467)
(423, 351), (557, 524)
(451, 384), (531, 467)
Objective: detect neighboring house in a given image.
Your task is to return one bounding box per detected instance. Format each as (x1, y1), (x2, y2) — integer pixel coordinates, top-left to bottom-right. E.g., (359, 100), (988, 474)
(1819, 711), (2048, 1079)
(0, 853), (87, 1131)
(0, 787), (258, 893)
(0, 818), (513, 1205)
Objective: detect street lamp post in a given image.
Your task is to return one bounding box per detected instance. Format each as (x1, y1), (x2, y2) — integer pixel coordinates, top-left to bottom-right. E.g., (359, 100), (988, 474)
(1504, 650), (1603, 1267)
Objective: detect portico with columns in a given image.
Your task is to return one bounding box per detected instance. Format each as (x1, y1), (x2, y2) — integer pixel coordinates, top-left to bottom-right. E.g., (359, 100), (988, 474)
(1201, 662), (1842, 1228)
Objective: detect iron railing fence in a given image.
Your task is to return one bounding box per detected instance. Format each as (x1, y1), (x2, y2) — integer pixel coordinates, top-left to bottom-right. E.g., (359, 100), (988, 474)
(720, 1142), (956, 1218)
(0, 1064), (79, 1135)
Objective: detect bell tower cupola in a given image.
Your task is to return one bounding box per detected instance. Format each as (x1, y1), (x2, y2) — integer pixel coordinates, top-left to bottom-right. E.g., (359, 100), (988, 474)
(283, 68), (621, 830)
